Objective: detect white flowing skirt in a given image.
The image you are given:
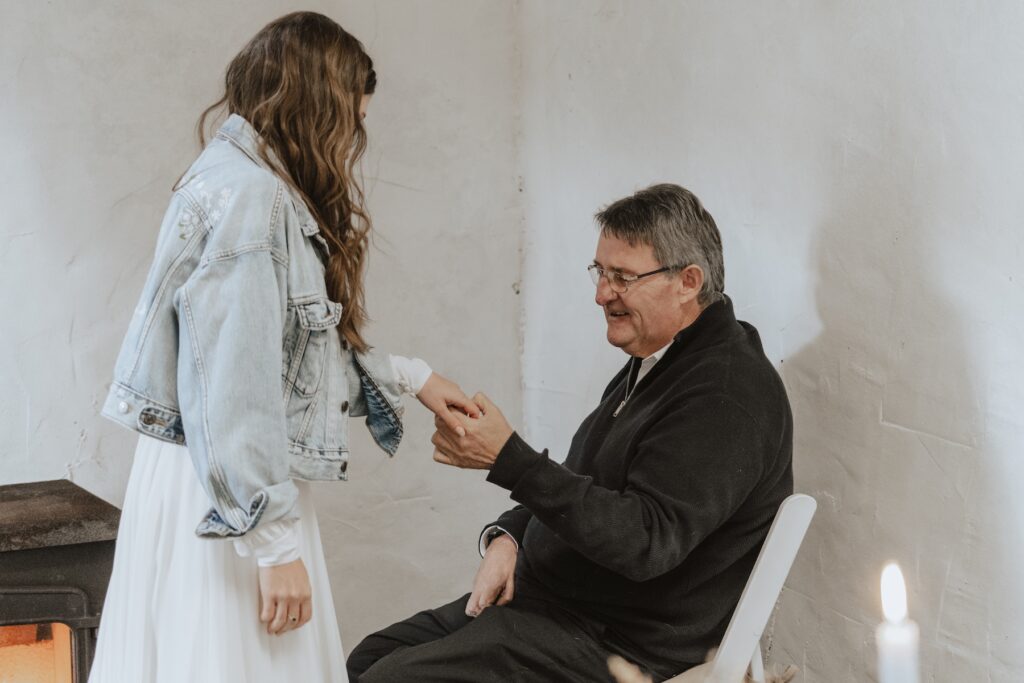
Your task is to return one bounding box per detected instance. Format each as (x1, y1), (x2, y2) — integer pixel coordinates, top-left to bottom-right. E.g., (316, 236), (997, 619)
(89, 435), (348, 683)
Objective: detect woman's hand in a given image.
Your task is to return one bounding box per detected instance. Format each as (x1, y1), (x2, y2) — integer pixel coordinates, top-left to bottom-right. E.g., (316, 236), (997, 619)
(431, 393), (513, 470)
(416, 372), (481, 436)
(258, 558), (312, 635)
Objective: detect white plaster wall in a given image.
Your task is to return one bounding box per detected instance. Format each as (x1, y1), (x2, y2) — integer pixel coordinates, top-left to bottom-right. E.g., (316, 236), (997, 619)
(0, 0), (522, 649)
(517, 1), (1024, 680)
(7, 1), (1024, 678)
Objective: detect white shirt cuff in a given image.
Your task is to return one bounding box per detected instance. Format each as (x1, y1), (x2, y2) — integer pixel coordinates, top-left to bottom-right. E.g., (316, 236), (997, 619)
(389, 355), (433, 395)
(233, 519), (301, 567)
(478, 525), (518, 558)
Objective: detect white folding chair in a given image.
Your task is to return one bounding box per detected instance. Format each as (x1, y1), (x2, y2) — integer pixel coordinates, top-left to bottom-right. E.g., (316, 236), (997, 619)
(667, 493), (817, 683)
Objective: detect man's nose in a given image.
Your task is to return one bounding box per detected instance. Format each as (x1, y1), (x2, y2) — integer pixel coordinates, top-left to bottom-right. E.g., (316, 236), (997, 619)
(595, 276), (617, 306)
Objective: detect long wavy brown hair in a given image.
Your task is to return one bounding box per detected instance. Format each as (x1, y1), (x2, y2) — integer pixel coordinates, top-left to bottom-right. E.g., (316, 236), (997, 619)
(197, 11), (377, 352)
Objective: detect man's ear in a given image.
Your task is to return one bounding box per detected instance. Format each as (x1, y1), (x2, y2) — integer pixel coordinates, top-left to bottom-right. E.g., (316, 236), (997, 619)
(677, 264), (705, 302)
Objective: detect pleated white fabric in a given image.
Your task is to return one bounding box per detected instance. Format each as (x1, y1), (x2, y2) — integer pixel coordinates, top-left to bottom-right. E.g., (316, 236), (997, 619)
(88, 435), (347, 683)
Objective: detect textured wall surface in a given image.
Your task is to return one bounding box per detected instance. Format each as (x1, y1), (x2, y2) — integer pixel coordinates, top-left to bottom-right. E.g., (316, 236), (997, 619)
(516, 1), (1024, 680)
(0, 0), (523, 650)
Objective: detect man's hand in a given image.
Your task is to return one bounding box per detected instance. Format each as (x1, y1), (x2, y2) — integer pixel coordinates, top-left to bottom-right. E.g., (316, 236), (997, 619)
(607, 656), (654, 683)
(466, 534), (517, 617)
(431, 393), (514, 469)
(417, 372), (481, 437)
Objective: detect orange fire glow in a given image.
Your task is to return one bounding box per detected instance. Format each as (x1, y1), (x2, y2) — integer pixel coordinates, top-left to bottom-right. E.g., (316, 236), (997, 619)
(0, 623), (73, 683)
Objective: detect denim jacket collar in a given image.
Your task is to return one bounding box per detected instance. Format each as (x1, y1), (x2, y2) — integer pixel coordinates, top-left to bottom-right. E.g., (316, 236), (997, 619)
(215, 114), (321, 239)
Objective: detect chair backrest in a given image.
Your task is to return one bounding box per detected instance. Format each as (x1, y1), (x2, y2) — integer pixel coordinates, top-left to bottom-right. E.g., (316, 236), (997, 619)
(668, 493), (816, 683)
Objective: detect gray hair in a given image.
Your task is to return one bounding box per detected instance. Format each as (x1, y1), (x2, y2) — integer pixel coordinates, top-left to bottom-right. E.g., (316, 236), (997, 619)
(595, 183), (724, 306)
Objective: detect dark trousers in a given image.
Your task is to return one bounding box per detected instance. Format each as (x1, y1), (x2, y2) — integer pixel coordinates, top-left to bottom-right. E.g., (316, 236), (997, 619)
(347, 592), (666, 683)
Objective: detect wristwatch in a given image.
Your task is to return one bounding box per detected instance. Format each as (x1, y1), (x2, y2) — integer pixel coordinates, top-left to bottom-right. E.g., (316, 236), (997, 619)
(485, 527), (511, 547)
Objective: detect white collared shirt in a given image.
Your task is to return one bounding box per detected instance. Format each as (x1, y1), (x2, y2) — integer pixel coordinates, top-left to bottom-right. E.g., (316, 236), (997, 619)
(633, 340), (673, 387)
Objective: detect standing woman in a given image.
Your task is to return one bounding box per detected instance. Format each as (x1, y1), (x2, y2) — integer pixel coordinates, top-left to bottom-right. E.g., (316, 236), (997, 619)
(90, 12), (476, 683)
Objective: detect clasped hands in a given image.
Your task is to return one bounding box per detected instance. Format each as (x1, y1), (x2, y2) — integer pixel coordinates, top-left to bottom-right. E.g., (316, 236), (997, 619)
(415, 372), (513, 470)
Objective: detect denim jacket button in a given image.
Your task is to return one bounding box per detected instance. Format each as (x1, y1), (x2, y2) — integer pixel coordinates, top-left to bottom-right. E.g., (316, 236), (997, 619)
(117, 401), (130, 414)
(340, 401), (349, 413)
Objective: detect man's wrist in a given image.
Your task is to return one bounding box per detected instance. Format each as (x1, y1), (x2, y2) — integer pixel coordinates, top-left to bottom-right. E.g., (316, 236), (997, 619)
(488, 533), (518, 553)
(486, 431), (545, 491)
(478, 524), (519, 557)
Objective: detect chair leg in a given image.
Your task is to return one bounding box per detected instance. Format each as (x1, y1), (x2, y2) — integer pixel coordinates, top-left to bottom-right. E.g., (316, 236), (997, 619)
(749, 643), (766, 683)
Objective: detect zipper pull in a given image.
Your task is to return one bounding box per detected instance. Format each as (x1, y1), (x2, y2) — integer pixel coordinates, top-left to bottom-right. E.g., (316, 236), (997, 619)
(613, 399), (626, 417)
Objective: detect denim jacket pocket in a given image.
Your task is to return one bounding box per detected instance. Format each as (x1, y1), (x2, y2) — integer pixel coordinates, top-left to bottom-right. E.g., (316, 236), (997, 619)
(283, 298), (343, 398)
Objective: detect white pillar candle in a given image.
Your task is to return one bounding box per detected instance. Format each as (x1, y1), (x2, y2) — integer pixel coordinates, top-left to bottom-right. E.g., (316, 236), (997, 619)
(876, 563), (920, 683)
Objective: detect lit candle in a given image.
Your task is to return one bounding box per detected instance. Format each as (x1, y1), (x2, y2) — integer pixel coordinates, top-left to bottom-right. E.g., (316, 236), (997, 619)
(876, 563), (920, 683)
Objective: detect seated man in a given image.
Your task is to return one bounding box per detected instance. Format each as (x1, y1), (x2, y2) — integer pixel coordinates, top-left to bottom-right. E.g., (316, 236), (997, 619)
(347, 183), (794, 682)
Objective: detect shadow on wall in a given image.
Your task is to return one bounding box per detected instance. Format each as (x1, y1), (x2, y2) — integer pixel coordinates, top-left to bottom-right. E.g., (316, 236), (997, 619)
(766, 138), (1000, 678)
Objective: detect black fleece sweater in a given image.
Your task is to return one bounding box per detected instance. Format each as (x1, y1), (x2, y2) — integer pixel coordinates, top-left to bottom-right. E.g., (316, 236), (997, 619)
(484, 297), (793, 676)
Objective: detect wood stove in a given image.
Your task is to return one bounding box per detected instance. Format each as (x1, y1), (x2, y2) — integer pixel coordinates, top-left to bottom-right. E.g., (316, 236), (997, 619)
(0, 479), (120, 682)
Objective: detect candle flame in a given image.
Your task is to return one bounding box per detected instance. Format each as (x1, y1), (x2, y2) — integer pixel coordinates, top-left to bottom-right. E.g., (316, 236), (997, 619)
(881, 563), (908, 622)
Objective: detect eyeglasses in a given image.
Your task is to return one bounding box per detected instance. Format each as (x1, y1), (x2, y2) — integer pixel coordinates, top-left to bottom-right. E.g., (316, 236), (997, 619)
(587, 264), (678, 293)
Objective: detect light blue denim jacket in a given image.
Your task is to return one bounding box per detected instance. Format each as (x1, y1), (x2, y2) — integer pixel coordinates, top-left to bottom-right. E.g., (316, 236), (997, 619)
(102, 114), (405, 539)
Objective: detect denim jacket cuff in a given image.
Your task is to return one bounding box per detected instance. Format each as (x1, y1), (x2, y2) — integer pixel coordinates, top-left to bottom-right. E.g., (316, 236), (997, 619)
(193, 479), (298, 539)
(353, 348), (405, 456)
